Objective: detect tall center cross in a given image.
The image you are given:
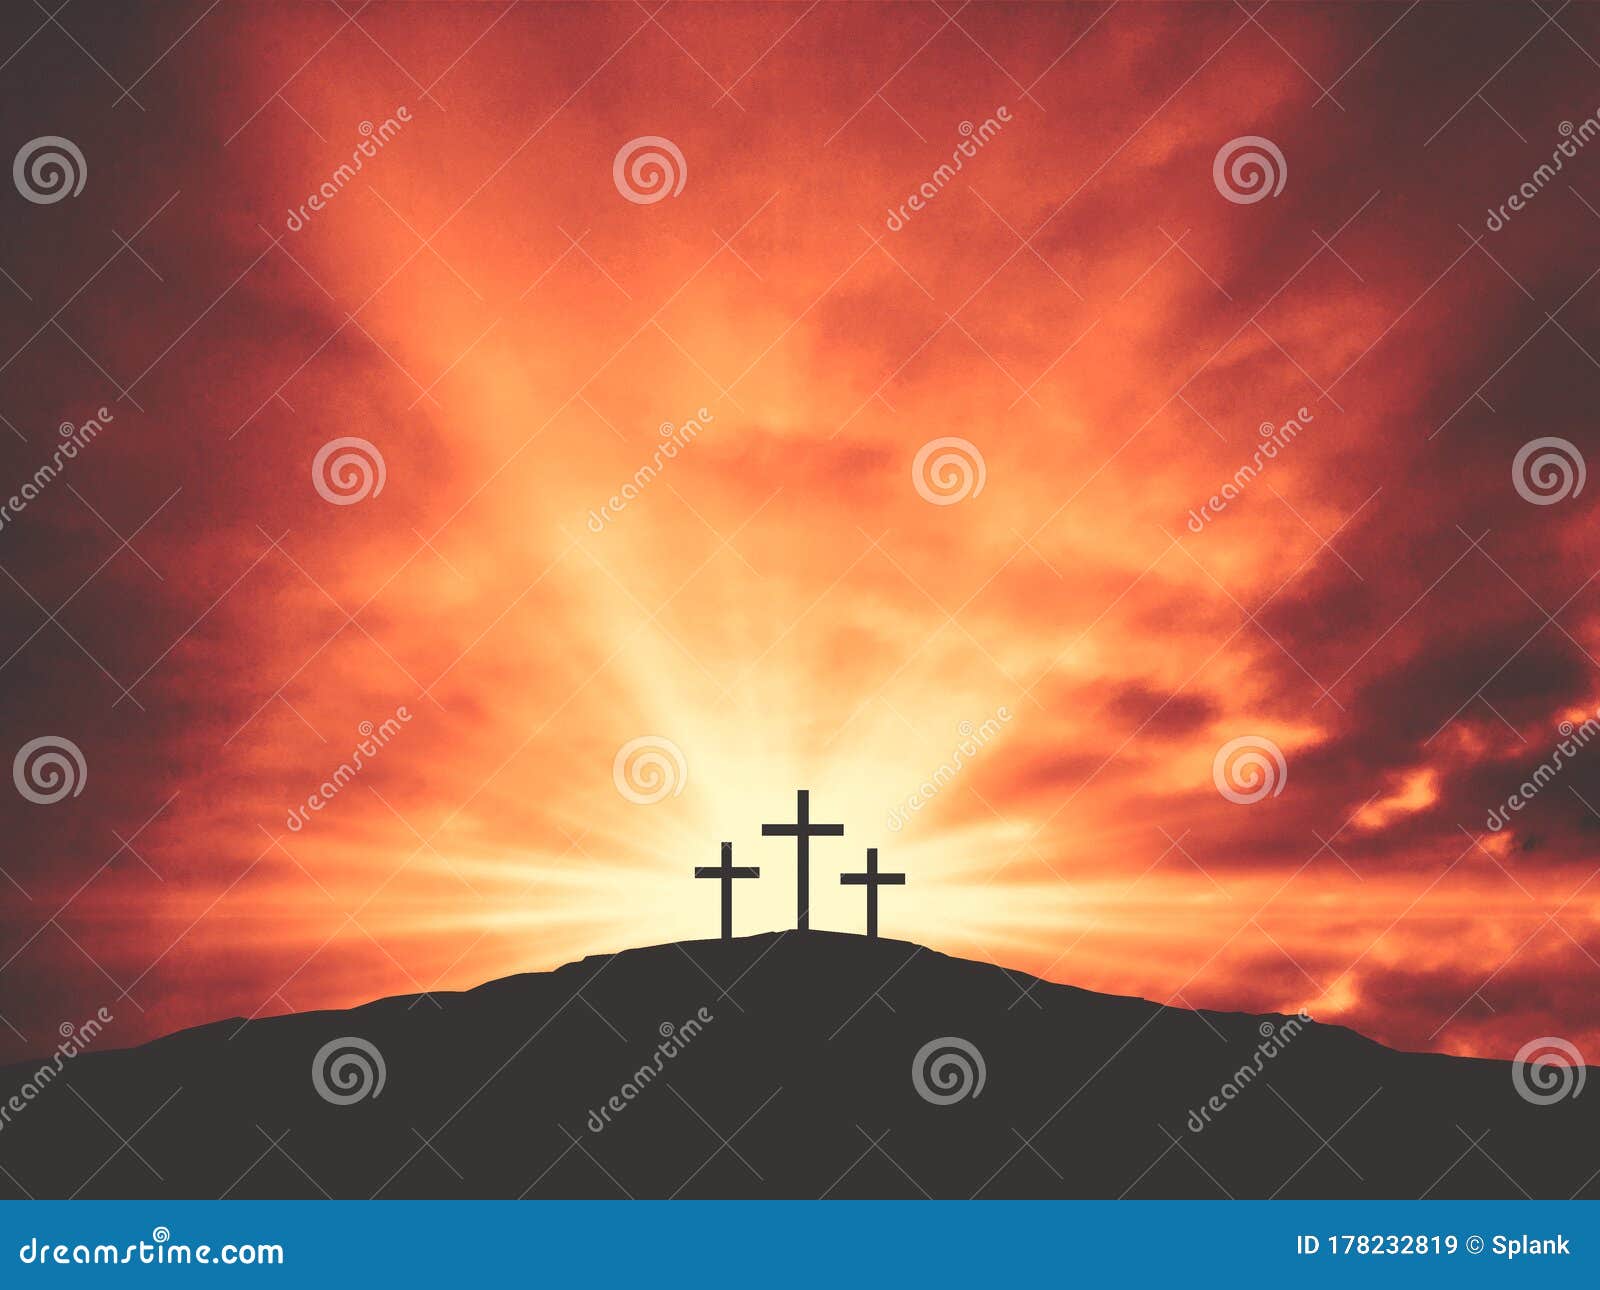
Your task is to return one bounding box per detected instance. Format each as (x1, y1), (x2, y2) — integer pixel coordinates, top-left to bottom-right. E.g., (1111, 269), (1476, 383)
(761, 788), (843, 931)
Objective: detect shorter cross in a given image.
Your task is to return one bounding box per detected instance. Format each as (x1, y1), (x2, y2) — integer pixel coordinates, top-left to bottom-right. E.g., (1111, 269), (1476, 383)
(840, 847), (904, 938)
(695, 842), (760, 940)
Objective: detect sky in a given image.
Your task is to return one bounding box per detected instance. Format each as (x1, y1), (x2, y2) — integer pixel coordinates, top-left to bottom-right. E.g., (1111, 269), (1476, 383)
(1, 0), (1599, 1067)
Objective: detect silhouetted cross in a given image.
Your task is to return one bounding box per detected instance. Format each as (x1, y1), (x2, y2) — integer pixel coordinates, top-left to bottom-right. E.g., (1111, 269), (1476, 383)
(695, 842), (759, 940)
(840, 847), (904, 938)
(761, 789), (843, 931)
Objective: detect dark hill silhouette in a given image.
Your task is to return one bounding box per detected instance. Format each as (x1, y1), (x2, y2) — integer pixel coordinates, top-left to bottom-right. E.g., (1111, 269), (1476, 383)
(0, 932), (1591, 1198)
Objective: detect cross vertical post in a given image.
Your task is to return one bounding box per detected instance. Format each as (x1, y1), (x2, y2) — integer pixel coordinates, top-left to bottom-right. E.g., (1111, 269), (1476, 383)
(840, 847), (904, 938)
(761, 789), (844, 930)
(694, 842), (759, 940)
